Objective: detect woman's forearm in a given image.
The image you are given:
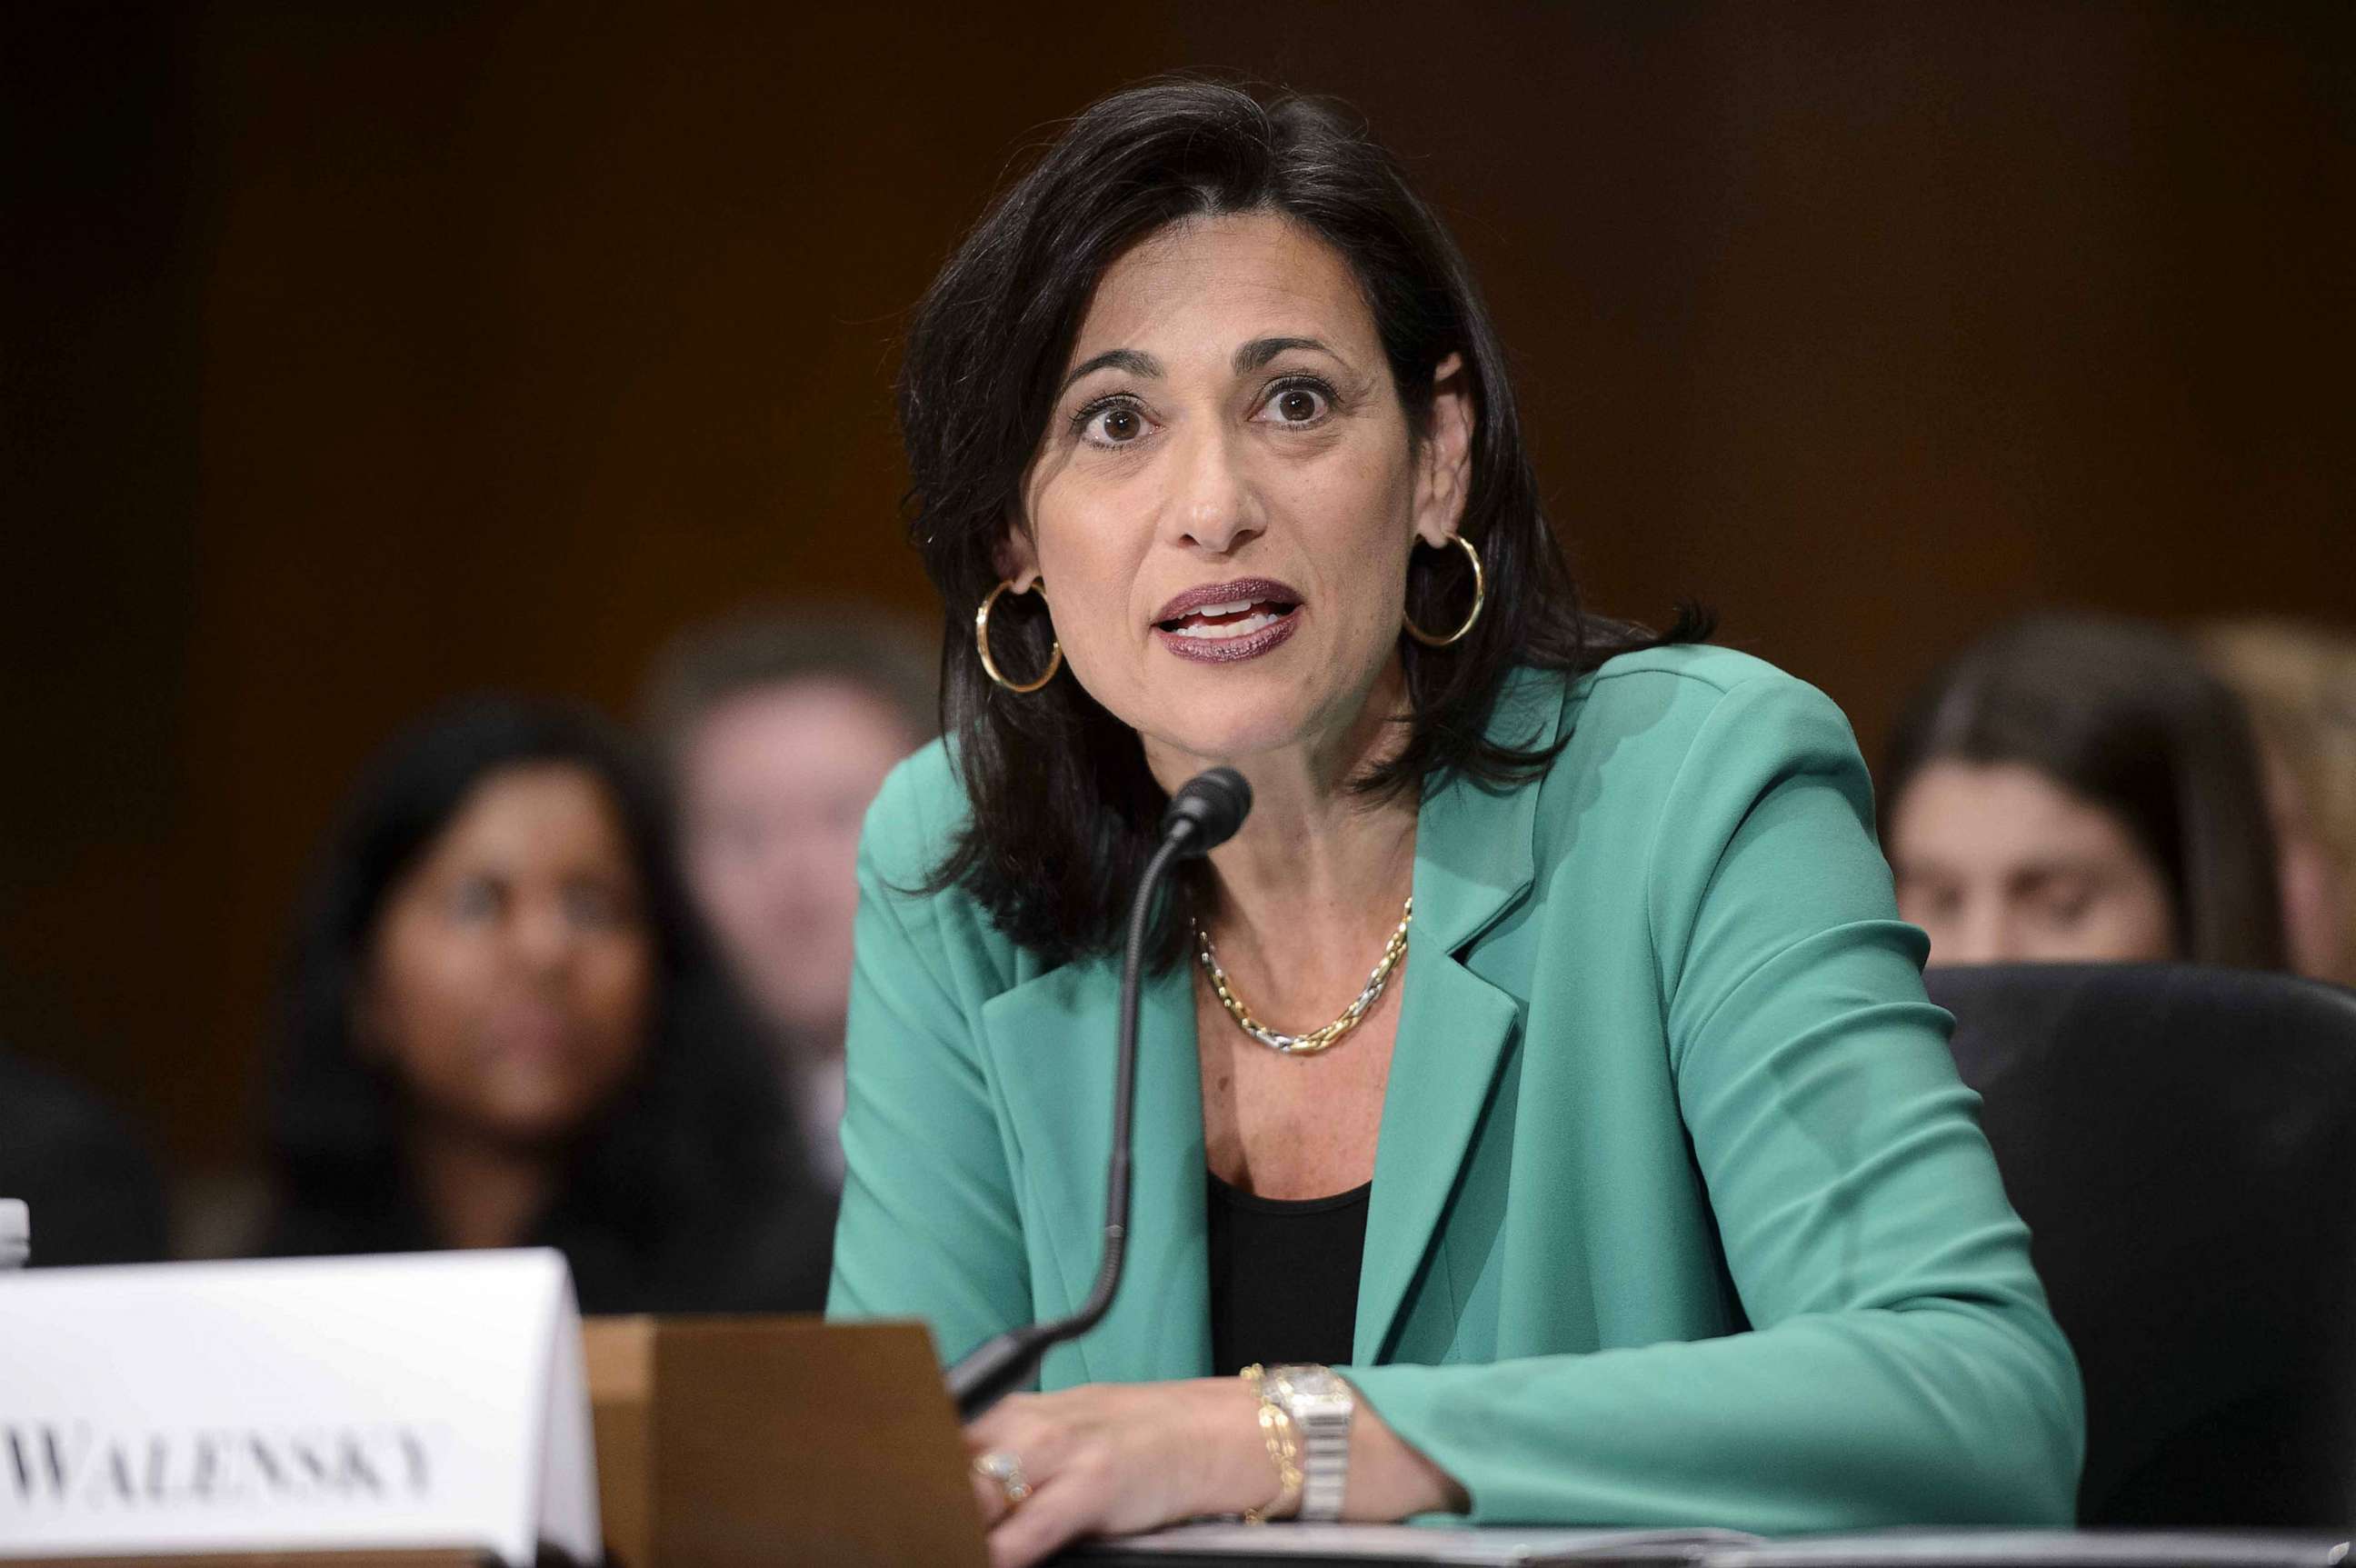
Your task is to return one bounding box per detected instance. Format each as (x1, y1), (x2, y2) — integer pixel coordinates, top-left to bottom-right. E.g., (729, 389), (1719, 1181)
(1342, 1299), (2081, 1530)
(1341, 1393), (1471, 1520)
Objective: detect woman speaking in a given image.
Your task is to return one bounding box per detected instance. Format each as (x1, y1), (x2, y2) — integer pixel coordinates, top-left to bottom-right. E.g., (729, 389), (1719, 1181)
(827, 80), (2082, 1565)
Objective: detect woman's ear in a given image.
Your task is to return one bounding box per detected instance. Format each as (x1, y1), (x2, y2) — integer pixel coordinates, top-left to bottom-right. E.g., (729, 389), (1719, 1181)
(992, 516), (1043, 592)
(1413, 353), (1474, 549)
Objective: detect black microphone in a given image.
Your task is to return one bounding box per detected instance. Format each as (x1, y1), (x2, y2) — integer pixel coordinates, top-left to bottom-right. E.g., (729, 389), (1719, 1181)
(945, 767), (1253, 1419)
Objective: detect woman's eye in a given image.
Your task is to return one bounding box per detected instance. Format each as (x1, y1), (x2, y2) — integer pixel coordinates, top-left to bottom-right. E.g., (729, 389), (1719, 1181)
(1898, 880), (1960, 924)
(1077, 401), (1149, 445)
(563, 883), (636, 932)
(446, 877), (501, 922)
(2028, 881), (2094, 928)
(2038, 894), (2092, 929)
(1257, 380), (1333, 426)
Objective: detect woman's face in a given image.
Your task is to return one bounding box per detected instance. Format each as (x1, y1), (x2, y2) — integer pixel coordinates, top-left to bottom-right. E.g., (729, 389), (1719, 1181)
(1003, 211), (1470, 774)
(364, 764), (654, 1150)
(1889, 759), (2179, 965)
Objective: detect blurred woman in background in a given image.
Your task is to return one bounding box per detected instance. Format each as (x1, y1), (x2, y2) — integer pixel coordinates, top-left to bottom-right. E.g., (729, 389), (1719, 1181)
(259, 694), (832, 1313)
(1882, 614), (2285, 969)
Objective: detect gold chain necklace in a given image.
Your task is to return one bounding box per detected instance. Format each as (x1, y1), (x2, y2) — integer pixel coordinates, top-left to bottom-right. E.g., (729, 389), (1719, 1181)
(1193, 896), (1413, 1056)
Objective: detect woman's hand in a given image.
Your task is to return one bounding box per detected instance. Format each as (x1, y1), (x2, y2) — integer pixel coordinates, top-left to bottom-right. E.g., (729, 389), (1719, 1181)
(963, 1374), (1471, 1567)
(963, 1376), (1273, 1568)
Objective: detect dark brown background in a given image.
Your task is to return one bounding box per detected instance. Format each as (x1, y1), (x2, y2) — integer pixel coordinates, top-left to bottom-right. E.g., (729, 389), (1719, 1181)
(5, 3), (2351, 1186)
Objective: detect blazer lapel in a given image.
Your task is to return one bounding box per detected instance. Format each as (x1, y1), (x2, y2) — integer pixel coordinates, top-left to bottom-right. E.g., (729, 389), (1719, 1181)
(1355, 671), (1562, 1362)
(979, 951), (1211, 1386)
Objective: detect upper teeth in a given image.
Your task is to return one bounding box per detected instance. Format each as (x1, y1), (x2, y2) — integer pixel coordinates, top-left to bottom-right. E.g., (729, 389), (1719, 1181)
(1171, 609), (1283, 640)
(1192, 600), (1253, 617)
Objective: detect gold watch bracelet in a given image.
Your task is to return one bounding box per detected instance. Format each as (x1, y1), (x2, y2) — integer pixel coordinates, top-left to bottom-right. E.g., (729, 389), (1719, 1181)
(1238, 1363), (1304, 1523)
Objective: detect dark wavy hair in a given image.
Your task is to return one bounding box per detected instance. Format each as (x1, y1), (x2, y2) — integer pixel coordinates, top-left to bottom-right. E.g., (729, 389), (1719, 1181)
(1882, 614), (2287, 969)
(901, 78), (1701, 964)
(263, 694), (820, 1310)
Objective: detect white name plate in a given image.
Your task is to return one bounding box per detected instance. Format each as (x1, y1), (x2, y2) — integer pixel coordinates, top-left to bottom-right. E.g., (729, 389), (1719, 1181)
(0, 1249), (598, 1564)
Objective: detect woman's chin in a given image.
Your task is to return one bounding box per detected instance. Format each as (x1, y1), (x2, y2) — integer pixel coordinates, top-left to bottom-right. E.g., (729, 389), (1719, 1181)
(1140, 704), (1333, 769)
(1093, 634), (1395, 772)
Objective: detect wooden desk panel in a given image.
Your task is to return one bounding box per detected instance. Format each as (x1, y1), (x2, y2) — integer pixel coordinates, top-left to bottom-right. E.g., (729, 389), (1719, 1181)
(582, 1314), (984, 1568)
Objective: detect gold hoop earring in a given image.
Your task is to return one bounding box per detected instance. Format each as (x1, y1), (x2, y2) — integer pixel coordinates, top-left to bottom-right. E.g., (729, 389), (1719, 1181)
(1403, 534), (1485, 647)
(975, 579), (1063, 693)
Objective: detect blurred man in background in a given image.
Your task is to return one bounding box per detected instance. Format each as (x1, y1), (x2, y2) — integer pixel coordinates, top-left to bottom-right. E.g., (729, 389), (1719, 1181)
(644, 607), (935, 1193)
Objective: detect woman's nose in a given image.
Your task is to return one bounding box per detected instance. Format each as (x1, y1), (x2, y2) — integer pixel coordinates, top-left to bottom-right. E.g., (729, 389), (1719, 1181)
(509, 898), (575, 973)
(1165, 423), (1262, 555)
(1942, 898), (2015, 966)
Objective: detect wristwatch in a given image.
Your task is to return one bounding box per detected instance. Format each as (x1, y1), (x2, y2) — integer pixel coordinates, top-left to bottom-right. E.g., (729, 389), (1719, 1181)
(1266, 1363), (1353, 1521)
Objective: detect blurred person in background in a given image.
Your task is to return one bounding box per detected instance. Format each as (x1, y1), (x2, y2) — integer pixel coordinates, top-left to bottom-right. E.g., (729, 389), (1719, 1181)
(2200, 618), (2356, 987)
(0, 1050), (168, 1265)
(258, 694), (832, 1313)
(1882, 614), (2285, 969)
(642, 608), (934, 1192)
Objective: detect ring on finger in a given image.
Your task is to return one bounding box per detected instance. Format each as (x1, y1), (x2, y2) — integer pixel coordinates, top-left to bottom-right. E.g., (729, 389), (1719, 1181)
(973, 1448), (1033, 1507)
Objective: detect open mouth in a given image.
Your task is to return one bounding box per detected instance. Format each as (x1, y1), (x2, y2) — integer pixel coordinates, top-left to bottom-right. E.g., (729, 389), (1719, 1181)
(1150, 579), (1304, 665)
(1150, 576), (1306, 664)
(1155, 597), (1300, 640)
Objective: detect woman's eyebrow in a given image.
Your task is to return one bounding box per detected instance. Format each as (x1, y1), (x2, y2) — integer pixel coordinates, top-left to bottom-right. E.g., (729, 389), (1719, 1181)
(1233, 335), (1337, 372)
(1061, 348), (1161, 393)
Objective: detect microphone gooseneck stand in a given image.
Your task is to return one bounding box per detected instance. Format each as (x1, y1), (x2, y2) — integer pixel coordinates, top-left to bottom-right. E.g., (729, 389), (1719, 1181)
(944, 768), (1252, 1420)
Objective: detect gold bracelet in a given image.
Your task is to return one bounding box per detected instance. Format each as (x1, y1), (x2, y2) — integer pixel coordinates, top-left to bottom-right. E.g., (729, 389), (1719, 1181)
(1238, 1363), (1304, 1524)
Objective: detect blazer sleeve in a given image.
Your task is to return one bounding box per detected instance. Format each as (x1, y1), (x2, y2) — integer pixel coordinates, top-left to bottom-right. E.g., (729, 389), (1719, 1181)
(1344, 673), (2085, 1531)
(824, 764), (1033, 1365)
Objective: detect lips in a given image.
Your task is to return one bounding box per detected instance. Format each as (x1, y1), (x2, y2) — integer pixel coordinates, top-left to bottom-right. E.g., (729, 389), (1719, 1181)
(1151, 576), (1303, 665)
(480, 999), (584, 1064)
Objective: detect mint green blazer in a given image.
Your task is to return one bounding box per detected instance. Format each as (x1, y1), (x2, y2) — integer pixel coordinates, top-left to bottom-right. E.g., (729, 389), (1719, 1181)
(827, 646), (2084, 1530)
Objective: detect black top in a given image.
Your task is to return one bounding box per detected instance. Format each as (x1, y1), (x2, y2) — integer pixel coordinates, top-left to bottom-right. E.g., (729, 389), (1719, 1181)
(0, 1050), (169, 1266)
(263, 1171), (834, 1316)
(1205, 1170), (1371, 1375)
